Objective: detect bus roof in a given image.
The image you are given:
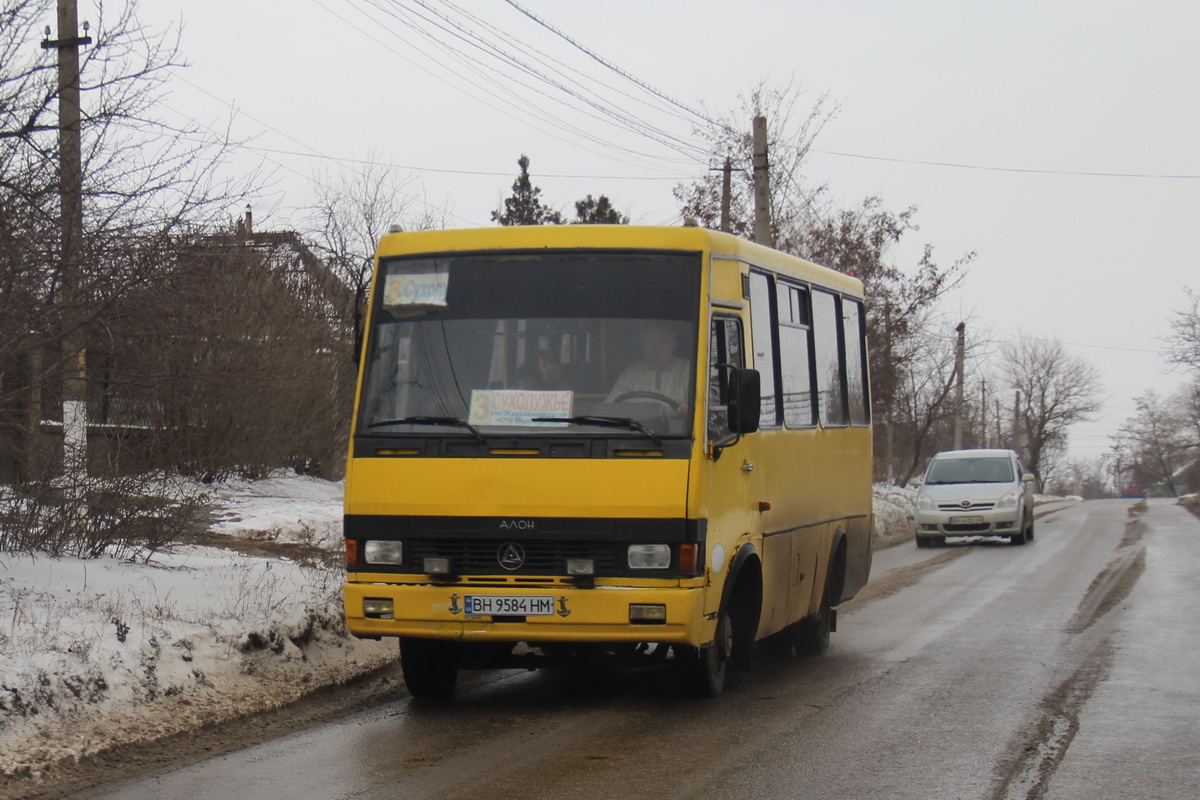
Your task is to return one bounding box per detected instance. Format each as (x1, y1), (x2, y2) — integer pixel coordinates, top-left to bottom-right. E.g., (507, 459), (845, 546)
(375, 225), (865, 297)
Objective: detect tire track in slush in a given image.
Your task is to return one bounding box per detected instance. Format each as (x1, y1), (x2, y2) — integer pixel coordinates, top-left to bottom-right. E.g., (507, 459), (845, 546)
(991, 514), (1147, 800)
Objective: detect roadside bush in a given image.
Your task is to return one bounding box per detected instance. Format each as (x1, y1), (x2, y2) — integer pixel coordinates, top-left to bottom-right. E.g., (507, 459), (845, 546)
(0, 474), (208, 559)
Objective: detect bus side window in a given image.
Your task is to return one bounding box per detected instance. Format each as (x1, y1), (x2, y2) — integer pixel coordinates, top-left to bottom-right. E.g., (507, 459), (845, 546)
(708, 316), (743, 442)
(749, 271), (779, 427)
(812, 289), (847, 427)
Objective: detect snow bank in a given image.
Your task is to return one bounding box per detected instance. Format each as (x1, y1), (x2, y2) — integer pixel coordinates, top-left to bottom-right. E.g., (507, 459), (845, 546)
(872, 483), (918, 549)
(0, 472), (394, 782)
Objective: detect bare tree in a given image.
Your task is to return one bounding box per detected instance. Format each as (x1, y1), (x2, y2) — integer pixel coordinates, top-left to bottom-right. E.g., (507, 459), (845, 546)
(0, 0), (260, 556)
(888, 319), (988, 484)
(1000, 335), (1103, 482)
(1, 0), (253, 482)
(1111, 388), (1197, 496)
(1165, 288), (1200, 372)
(305, 157), (450, 360)
(672, 80), (836, 244)
(1048, 456), (1111, 499)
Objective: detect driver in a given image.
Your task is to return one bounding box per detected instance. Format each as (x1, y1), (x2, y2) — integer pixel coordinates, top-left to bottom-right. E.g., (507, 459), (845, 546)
(606, 323), (690, 414)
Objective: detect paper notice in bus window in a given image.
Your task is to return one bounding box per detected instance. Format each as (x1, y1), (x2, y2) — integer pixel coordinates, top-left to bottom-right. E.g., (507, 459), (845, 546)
(382, 272), (449, 316)
(468, 390), (573, 427)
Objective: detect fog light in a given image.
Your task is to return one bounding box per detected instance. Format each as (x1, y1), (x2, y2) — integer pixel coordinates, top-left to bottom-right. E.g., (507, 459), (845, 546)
(364, 540), (403, 565)
(630, 604), (667, 623)
(566, 558), (595, 576)
(363, 598), (394, 619)
(628, 544), (670, 569)
(423, 556), (452, 575)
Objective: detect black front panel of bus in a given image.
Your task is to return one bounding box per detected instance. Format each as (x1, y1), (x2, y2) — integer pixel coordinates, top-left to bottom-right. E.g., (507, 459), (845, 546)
(345, 515), (706, 579)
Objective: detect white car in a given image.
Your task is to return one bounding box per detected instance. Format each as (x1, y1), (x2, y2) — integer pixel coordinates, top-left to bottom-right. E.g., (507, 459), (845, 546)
(914, 449), (1036, 547)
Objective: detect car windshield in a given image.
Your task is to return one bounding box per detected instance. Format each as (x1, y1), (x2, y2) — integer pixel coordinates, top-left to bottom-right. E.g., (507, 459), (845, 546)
(358, 250), (701, 439)
(925, 457), (1015, 485)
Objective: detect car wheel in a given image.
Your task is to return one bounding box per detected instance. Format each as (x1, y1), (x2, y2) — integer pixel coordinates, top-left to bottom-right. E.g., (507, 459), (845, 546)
(1009, 520), (1028, 546)
(916, 535), (931, 548)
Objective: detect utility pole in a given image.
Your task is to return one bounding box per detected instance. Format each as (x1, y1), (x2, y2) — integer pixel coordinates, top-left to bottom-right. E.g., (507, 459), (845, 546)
(719, 157), (732, 233)
(980, 378), (987, 448)
(751, 115), (771, 245)
(953, 321), (965, 449)
(42, 0), (92, 492)
(994, 398), (1002, 447)
(1012, 390), (1022, 454)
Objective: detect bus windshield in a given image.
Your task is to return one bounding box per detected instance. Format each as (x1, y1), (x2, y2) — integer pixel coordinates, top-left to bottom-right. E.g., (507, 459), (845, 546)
(358, 250), (701, 439)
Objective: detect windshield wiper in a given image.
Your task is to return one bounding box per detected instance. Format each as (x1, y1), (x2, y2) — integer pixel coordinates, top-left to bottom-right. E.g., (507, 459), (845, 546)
(366, 415), (488, 445)
(532, 415), (662, 445)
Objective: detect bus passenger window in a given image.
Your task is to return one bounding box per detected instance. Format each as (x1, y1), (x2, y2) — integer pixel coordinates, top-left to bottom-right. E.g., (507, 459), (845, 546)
(749, 272), (779, 427)
(812, 289), (847, 427)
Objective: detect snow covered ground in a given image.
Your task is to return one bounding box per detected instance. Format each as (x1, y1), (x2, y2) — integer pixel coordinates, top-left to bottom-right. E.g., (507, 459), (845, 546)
(0, 474), (921, 785)
(0, 473), (396, 783)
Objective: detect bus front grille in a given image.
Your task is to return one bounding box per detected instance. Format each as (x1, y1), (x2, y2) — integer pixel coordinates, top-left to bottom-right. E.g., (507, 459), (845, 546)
(408, 540), (618, 575)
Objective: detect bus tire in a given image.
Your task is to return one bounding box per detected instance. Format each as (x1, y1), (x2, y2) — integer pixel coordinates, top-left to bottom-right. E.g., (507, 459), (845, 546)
(675, 609), (732, 698)
(400, 637), (459, 699)
(795, 579), (833, 656)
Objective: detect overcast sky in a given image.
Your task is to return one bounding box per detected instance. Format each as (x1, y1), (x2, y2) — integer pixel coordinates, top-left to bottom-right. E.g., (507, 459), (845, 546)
(129, 0), (1199, 464)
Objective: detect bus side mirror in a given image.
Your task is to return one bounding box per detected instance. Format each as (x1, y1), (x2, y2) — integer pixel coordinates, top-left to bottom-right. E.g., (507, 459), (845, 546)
(728, 367), (761, 434)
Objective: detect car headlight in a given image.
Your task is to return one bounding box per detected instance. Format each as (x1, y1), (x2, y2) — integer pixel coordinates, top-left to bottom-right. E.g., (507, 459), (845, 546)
(364, 539), (403, 564)
(916, 493), (936, 511)
(628, 544), (671, 569)
(996, 490), (1017, 509)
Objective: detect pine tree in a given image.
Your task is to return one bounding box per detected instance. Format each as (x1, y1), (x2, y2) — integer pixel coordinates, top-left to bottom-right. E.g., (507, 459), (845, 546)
(492, 155), (564, 225)
(573, 194), (628, 224)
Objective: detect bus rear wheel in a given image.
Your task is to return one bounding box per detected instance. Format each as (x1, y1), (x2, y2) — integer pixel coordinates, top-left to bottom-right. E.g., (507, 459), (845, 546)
(400, 637), (459, 699)
(675, 609), (732, 698)
(795, 582), (834, 656)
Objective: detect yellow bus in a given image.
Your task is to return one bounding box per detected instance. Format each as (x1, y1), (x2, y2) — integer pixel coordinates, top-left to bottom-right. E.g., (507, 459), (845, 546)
(343, 225), (872, 698)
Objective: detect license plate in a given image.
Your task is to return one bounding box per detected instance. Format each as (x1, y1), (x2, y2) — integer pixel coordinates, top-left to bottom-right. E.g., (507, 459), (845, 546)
(465, 595), (555, 616)
(949, 515), (984, 525)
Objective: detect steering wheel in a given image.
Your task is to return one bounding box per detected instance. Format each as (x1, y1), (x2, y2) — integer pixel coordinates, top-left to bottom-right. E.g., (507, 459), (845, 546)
(613, 391), (678, 409)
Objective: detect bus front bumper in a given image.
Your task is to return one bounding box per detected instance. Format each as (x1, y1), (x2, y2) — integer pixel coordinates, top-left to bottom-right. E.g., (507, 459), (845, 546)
(344, 581), (712, 646)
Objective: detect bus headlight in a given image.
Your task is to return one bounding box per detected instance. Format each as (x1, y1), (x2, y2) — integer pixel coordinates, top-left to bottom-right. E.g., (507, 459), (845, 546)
(364, 540), (403, 564)
(628, 544), (671, 569)
(363, 598), (394, 619)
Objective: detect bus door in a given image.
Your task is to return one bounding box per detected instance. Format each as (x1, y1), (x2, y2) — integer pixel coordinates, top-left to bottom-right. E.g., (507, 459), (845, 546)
(701, 313), (760, 617)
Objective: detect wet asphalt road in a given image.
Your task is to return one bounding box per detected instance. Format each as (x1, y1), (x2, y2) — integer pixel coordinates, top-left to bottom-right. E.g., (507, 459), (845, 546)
(90, 498), (1200, 800)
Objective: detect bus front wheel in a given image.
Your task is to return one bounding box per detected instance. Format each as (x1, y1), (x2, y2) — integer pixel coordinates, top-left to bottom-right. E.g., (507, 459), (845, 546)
(675, 609), (732, 698)
(400, 637), (459, 699)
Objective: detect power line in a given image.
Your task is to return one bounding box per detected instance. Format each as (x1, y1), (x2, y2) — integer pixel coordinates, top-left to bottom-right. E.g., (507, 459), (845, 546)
(817, 149), (1200, 180)
(325, 0), (704, 172)
(499, 0), (721, 131)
